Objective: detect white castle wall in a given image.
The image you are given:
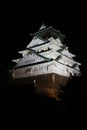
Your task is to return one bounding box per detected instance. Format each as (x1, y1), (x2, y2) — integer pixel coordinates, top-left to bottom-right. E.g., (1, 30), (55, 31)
(12, 61), (80, 79)
(16, 53), (45, 67)
(27, 36), (44, 48)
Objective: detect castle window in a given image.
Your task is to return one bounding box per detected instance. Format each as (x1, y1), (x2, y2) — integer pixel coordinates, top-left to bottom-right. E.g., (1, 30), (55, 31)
(44, 47), (48, 51)
(25, 68), (31, 74)
(39, 66), (43, 70)
(34, 67), (38, 71)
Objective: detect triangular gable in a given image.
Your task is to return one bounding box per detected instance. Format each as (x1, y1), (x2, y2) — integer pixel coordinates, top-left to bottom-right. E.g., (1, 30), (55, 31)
(14, 48), (52, 68)
(27, 36), (44, 48)
(48, 37), (63, 47)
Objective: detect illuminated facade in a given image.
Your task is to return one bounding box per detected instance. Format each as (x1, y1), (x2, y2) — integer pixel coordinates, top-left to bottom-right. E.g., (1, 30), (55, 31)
(11, 24), (81, 99)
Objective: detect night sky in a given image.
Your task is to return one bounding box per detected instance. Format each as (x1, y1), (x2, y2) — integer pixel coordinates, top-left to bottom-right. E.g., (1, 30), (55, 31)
(0, 2), (87, 73)
(0, 1), (87, 122)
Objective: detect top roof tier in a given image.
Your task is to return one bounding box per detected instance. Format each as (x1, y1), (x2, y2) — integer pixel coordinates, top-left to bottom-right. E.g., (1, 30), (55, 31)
(30, 25), (65, 42)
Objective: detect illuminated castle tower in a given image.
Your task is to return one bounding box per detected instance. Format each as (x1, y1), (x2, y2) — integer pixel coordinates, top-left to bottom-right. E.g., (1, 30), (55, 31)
(11, 24), (81, 99)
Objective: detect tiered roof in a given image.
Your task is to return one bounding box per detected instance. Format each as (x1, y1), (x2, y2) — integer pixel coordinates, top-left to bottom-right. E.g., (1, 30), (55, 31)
(12, 24), (81, 72)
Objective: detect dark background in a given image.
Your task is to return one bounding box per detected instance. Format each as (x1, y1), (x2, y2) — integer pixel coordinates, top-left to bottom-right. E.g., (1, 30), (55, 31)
(0, 1), (87, 123)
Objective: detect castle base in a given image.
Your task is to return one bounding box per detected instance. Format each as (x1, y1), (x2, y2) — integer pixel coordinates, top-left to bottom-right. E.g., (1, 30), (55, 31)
(13, 73), (69, 100)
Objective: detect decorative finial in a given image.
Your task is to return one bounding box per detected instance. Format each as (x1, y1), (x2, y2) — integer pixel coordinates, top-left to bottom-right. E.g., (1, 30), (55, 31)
(39, 22), (47, 30)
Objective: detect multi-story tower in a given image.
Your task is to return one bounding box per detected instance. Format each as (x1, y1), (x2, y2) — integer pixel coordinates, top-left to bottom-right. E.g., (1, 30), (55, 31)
(11, 24), (81, 99)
